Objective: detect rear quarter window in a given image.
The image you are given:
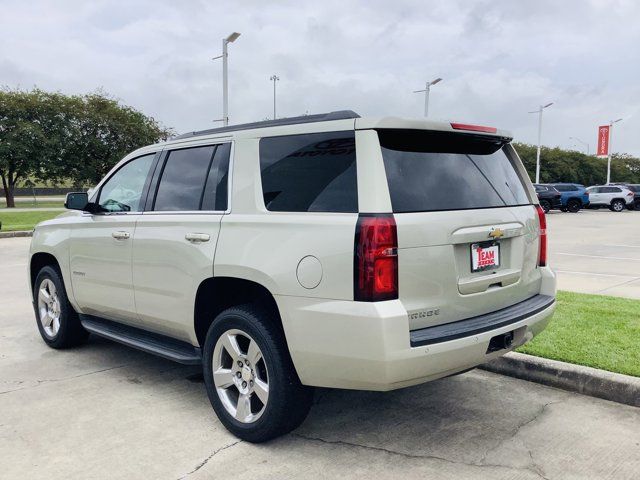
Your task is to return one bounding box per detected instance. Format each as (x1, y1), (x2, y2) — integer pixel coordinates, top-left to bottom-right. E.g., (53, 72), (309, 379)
(378, 130), (530, 213)
(259, 131), (358, 213)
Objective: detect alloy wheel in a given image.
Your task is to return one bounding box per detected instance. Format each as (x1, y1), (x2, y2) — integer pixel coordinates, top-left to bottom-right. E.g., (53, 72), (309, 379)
(212, 329), (269, 423)
(38, 278), (61, 338)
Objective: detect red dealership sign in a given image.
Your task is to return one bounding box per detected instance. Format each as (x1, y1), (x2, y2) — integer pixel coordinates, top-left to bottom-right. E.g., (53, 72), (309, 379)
(597, 125), (610, 157)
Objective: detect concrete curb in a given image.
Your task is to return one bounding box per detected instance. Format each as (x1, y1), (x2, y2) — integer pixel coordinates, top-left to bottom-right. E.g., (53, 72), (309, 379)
(480, 352), (640, 407)
(0, 230), (33, 238)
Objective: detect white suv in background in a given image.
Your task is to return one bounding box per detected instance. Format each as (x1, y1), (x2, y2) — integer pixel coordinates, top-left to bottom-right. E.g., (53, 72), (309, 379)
(29, 111), (556, 442)
(585, 185), (634, 211)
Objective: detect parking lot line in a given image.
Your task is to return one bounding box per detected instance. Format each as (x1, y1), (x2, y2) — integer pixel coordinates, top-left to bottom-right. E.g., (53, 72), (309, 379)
(554, 270), (640, 278)
(599, 277), (640, 293)
(555, 253), (640, 261)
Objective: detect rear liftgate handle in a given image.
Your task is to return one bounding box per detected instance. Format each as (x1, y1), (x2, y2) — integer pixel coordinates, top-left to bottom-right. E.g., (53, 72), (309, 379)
(185, 233), (211, 243)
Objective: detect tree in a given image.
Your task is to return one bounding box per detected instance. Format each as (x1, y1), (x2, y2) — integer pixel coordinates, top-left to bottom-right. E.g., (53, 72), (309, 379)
(512, 142), (640, 186)
(0, 88), (171, 207)
(61, 92), (172, 185)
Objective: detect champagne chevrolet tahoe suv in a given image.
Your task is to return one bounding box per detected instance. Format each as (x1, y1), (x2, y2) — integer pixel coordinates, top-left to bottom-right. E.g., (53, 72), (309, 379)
(29, 111), (556, 442)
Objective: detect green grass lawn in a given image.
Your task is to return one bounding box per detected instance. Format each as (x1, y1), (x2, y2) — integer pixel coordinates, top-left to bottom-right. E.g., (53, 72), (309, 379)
(2, 201), (65, 209)
(518, 291), (640, 377)
(0, 210), (62, 231)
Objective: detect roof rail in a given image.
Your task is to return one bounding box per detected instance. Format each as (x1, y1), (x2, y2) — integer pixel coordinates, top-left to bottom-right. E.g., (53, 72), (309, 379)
(172, 110), (360, 140)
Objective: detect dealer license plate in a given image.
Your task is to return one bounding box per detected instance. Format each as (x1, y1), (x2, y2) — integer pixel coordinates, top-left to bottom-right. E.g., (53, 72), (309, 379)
(471, 242), (500, 272)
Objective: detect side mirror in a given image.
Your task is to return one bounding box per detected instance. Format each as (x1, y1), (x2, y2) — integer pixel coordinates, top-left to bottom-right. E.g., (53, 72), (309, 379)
(64, 192), (90, 211)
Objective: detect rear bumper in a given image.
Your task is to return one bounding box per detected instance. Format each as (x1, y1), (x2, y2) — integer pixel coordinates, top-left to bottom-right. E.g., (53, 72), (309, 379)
(409, 294), (554, 347)
(277, 267), (557, 391)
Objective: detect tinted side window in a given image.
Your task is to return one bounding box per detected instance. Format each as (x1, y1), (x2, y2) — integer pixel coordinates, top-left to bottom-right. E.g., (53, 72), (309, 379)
(154, 146), (215, 211)
(554, 185), (574, 192)
(201, 143), (231, 211)
(98, 153), (155, 212)
(259, 131), (358, 213)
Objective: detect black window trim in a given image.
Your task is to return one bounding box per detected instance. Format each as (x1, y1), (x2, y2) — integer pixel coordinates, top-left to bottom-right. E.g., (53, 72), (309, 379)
(89, 151), (162, 216)
(144, 141), (234, 215)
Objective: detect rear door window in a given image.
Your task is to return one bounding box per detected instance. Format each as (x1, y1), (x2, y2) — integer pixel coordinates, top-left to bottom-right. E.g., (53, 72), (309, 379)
(154, 146), (215, 211)
(379, 130), (530, 213)
(259, 131), (357, 213)
(153, 143), (231, 211)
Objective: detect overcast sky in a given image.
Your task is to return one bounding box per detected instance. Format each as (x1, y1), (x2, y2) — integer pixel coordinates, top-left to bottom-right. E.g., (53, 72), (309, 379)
(2, 0), (639, 155)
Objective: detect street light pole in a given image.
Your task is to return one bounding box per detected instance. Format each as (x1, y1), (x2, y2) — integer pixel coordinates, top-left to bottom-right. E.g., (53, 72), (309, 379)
(413, 77), (442, 117)
(213, 32), (241, 126)
(606, 118), (623, 184)
(569, 136), (589, 155)
(529, 102), (553, 183)
(270, 75), (279, 120)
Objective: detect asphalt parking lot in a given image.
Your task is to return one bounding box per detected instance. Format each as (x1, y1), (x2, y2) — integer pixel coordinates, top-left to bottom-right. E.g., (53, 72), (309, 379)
(1, 215), (639, 479)
(548, 208), (640, 299)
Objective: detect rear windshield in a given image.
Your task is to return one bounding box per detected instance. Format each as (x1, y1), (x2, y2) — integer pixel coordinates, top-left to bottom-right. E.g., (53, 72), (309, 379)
(379, 129), (531, 213)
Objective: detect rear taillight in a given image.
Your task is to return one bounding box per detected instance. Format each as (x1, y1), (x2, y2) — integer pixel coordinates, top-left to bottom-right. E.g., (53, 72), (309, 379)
(535, 204), (547, 267)
(354, 214), (398, 301)
(628, 192), (634, 197)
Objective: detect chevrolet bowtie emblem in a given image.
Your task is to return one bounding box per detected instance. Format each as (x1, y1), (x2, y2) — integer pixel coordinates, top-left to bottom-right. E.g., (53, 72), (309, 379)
(488, 228), (504, 239)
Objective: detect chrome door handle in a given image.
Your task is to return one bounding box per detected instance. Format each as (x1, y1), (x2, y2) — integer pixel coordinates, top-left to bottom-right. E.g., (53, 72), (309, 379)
(111, 231), (130, 240)
(185, 233), (210, 243)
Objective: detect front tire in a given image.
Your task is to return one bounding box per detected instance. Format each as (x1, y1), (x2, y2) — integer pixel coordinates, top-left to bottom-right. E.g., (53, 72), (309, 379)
(33, 266), (88, 348)
(610, 199), (625, 212)
(203, 305), (313, 443)
(567, 199), (581, 213)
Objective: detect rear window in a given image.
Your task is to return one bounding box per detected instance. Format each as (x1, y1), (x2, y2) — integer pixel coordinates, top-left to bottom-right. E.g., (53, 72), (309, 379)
(259, 131), (358, 213)
(379, 130), (530, 213)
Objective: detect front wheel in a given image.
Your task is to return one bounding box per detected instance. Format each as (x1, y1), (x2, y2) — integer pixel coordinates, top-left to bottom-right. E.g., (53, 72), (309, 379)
(610, 200), (625, 212)
(203, 305), (313, 443)
(33, 266), (88, 348)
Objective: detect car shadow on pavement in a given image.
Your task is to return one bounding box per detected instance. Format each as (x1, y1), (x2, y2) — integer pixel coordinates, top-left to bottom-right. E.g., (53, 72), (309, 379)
(82, 335), (563, 469)
(287, 371), (565, 466)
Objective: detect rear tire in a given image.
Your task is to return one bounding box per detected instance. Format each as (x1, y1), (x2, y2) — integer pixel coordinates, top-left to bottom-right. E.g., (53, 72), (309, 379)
(203, 305), (313, 443)
(567, 199), (581, 213)
(33, 266), (88, 348)
(610, 199), (625, 212)
(540, 200), (551, 214)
